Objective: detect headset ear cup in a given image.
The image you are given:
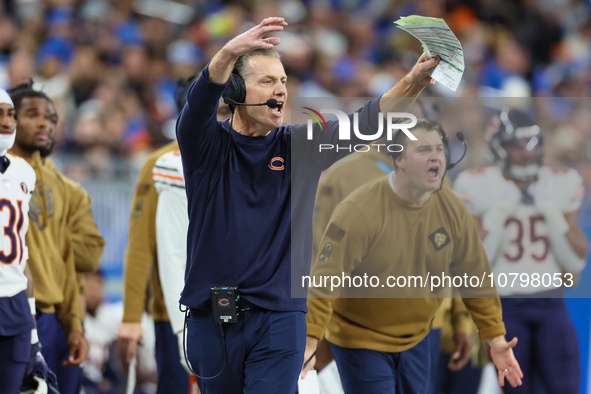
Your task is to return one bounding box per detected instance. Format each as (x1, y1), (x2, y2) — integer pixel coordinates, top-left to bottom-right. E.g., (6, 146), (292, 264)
(439, 128), (451, 171)
(235, 74), (246, 103)
(222, 73), (246, 110)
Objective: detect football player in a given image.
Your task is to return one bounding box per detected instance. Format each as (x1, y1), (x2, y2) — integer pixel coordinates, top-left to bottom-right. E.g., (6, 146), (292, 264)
(9, 82), (104, 394)
(0, 88), (57, 393)
(454, 108), (588, 393)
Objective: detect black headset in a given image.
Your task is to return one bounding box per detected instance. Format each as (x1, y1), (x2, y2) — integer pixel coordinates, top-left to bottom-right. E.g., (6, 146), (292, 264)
(440, 128), (452, 169)
(176, 72), (245, 112)
(221, 72), (279, 112)
(222, 73), (246, 112)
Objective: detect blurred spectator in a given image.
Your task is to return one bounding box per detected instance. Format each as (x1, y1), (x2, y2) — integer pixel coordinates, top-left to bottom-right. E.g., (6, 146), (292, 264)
(83, 271), (157, 394)
(1, 0), (588, 179)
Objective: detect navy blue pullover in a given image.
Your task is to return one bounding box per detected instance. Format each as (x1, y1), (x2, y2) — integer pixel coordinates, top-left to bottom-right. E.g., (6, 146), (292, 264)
(176, 65), (384, 313)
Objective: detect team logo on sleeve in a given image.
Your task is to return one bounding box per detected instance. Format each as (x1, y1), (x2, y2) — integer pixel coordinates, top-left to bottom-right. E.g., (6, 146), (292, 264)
(133, 199), (144, 217)
(20, 182), (29, 194)
(429, 227), (450, 251)
(29, 186), (55, 227)
(318, 243), (332, 263)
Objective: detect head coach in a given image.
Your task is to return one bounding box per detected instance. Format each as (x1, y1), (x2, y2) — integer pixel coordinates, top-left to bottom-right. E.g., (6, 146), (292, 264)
(175, 16), (439, 393)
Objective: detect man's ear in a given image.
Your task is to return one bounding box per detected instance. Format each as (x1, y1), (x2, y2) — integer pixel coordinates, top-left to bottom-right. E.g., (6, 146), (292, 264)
(394, 154), (405, 170)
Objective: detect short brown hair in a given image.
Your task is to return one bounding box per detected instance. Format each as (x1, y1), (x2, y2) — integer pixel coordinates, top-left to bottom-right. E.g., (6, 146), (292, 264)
(232, 48), (281, 79)
(391, 119), (443, 169)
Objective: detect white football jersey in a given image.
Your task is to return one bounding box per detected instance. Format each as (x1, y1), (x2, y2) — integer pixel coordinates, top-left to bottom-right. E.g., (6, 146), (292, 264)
(0, 154), (36, 297)
(454, 166), (584, 296)
(152, 150), (188, 334)
(153, 150), (185, 195)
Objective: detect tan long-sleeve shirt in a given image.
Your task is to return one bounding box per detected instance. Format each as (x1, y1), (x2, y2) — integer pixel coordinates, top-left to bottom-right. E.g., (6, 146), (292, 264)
(307, 175), (505, 353)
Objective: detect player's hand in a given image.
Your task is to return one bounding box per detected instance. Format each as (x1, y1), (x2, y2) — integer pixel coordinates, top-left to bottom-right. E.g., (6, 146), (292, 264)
(117, 322), (143, 372)
(177, 331), (192, 375)
(488, 336), (523, 388)
(64, 331), (88, 366)
(406, 53), (441, 87)
(21, 341), (59, 391)
(223, 17), (288, 58)
(448, 332), (473, 371)
(301, 336), (318, 379)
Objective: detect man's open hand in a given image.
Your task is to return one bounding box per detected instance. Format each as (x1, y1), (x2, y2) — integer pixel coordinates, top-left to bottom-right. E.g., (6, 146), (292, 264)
(223, 17), (287, 58)
(489, 336), (523, 388)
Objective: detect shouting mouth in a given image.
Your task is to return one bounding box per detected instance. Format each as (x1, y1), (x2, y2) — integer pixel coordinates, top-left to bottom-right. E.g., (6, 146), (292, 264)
(427, 166), (440, 179)
(270, 101), (284, 116)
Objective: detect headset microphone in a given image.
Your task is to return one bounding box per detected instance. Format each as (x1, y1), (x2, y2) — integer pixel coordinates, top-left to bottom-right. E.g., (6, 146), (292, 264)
(223, 98), (279, 108)
(265, 98), (279, 108)
(446, 132), (467, 171)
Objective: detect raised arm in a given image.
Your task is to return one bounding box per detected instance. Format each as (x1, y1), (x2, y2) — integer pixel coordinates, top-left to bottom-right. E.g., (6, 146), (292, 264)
(208, 17), (287, 84)
(177, 17), (288, 162)
(379, 53), (440, 114)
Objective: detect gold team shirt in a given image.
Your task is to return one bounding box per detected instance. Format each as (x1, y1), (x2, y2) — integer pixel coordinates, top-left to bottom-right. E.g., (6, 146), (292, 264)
(44, 159), (105, 294)
(307, 174), (505, 353)
(122, 141), (179, 323)
(15, 152), (104, 334)
(312, 146), (470, 333)
(313, 145), (394, 260)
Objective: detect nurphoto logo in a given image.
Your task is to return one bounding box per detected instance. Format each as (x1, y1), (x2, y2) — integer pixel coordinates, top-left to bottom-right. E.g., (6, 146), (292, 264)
(303, 109), (418, 152)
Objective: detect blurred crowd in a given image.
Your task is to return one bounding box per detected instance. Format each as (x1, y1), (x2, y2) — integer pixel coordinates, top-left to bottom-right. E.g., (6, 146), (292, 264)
(1, 1), (590, 392)
(0, 0), (590, 182)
